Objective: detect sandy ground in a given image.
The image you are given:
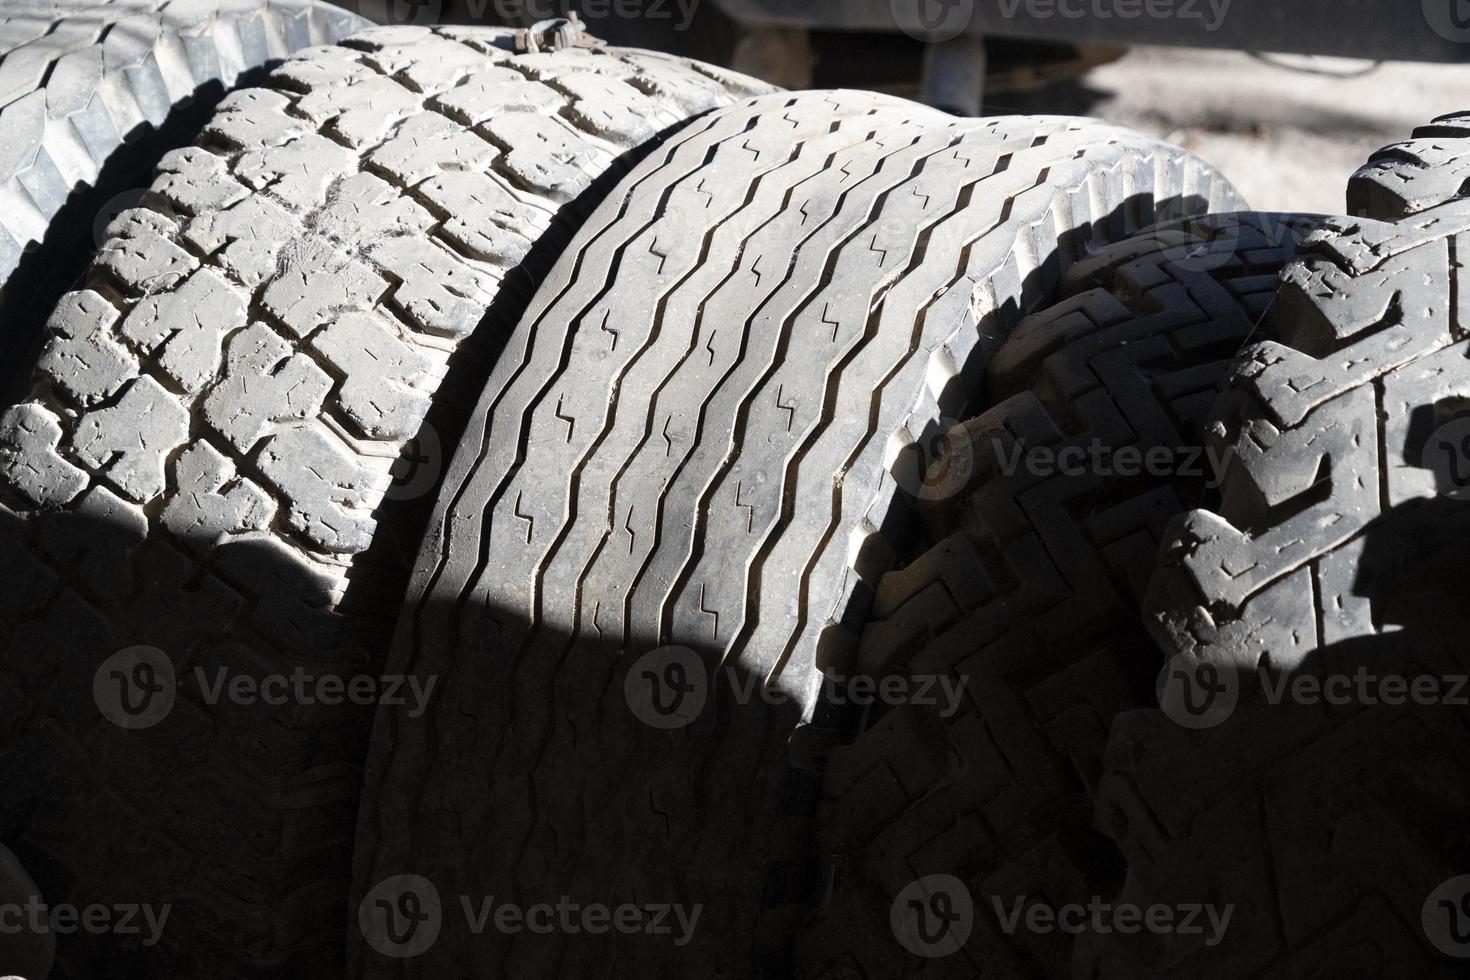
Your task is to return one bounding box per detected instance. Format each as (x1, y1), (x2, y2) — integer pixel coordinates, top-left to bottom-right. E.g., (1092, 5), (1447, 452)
(987, 46), (1470, 216)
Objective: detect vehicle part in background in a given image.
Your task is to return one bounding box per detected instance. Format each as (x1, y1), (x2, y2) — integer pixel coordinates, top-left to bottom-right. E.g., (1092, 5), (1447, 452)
(794, 211), (1318, 978)
(730, 23), (815, 90)
(0, 841), (52, 979)
(1092, 121), (1470, 976)
(0, 24), (767, 978)
(0, 0), (367, 402)
(921, 31), (986, 117)
(424, 0), (1120, 111)
(715, 0), (1470, 63)
(513, 11), (588, 52)
(352, 93), (1241, 978)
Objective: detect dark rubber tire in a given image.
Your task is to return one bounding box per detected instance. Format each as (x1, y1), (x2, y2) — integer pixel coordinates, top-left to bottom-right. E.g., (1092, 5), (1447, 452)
(792, 212), (1317, 979)
(0, 24), (766, 979)
(1094, 121), (1470, 977)
(352, 95), (1241, 979)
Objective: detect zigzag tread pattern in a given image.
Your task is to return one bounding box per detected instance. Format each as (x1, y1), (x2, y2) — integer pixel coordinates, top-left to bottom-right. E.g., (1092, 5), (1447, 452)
(353, 94), (1243, 978)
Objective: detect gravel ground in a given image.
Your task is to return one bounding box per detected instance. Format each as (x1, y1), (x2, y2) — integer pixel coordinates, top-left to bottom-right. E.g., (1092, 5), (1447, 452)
(988, 45), (1470, 215)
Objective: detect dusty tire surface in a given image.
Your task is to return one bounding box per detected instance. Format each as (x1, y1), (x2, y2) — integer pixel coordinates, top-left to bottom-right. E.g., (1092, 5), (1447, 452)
(1090, 124), (1470, 976)
(0, 24), (766, 978)
(353, 94), (1241, 979)
(0, 0), (367, 395)
(793, 212), (1318, 979)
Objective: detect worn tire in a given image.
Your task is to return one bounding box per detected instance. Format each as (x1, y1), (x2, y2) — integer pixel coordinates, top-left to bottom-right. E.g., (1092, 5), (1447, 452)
(791, 212), (1317, 979)
(352, 94), (1241, 979)
(0, 0), (367, 396)
(1090, 123), (1470, 976)
(0, 24), (766, 978)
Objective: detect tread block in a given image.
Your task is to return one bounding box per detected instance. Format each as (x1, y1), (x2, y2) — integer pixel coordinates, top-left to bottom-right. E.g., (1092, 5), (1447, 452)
(69, 375), (188, 503)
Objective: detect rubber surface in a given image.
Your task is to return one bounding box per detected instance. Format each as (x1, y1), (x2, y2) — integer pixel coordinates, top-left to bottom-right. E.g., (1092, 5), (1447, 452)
(1095, 124), (1470, 975)
(353, 95), (1241, 979)
(0, 0), (367, 392)
(793, 213), (1317, 979)
(0, 24), (766, 978)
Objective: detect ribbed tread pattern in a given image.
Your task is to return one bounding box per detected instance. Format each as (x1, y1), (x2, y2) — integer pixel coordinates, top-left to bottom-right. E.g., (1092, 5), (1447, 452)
(354, 95), (1241, 978)
(0, 25), (766, 977)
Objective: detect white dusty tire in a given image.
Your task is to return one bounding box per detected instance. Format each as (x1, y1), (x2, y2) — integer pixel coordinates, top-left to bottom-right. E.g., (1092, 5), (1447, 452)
(0, 23), (767, 978)
(0, 0), (367, 394)
(352, 92), (1242, 978)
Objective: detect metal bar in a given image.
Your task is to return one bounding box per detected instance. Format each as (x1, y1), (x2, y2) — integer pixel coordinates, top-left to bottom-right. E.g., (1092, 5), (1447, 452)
(711, 0), (1470, 63)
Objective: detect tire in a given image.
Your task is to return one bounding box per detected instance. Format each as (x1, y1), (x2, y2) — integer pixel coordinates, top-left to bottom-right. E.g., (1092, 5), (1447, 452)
(352, 94), (1241, 978)
(791, 212), (1317, 979)
(0, 0), (367, 397)
(0, 25), (766, 978)
(1088, 124), (1470, 976)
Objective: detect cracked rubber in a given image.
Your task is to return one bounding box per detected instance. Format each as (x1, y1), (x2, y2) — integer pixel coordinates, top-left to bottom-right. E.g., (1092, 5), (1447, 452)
(353, 94), (1241, 979)
(1091, 122), (1470, 976)
(0, 25), (766, 978)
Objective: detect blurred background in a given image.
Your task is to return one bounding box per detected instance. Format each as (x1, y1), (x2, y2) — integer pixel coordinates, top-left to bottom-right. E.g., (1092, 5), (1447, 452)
(372, 0), (1470, 214)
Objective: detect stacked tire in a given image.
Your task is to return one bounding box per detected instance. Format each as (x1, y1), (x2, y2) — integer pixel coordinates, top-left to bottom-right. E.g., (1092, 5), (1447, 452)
(0, 8), (1466, 978)
(0, 19), (770, 979)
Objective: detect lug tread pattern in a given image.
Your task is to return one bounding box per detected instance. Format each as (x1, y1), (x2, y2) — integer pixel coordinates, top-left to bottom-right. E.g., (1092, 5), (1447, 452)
(0, 25), (764, 976)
